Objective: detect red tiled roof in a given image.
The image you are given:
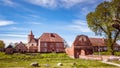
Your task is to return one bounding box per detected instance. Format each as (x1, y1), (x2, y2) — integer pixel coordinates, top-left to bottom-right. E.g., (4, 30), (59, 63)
(89, 38), (105, 46)
(28, 39), (38, 43)
(15, 42), (27, 48)
(39, 33), (64, 42)
(89, 38), (120, 46)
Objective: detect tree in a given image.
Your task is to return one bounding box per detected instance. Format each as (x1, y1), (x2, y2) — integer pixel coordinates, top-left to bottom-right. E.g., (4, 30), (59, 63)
(86, 0), (120, 55)
(0, 40), (5, 48)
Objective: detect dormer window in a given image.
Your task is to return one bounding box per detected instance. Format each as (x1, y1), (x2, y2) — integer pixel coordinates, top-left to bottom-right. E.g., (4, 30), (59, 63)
(79, 37), (86, 42)
(79, 38), (82, 41)
(51, 33), (55, 37)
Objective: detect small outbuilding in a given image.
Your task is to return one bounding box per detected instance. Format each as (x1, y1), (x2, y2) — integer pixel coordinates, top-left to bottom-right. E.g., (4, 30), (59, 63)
(15, 42), (27, 53)
(5, 44), (14, 54)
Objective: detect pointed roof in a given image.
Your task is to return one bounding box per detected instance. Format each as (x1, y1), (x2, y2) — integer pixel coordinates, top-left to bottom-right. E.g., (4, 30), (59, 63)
(29, 30), (33, 35)
(6, 45), (13, 48)
(14, 41), (26, 47)
(89, 38), (105, 46)
(17, 41), (25, 46)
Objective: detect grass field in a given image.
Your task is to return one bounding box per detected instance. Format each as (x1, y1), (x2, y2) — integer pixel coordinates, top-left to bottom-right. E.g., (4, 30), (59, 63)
(94, 52), (120, 56)
(0, 52), (118, 68)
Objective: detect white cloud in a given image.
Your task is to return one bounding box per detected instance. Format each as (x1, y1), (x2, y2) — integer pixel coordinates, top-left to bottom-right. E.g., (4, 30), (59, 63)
(10, 27), (28, 31)
(31, 22), (42, 25)
(60, 0), (88, 8)
(106, 0), (112, 2)
(81, 7), (90, 15)
(0, 20), (15, 26)
(68, 19), (92, 32)
(28, 0), (57, 8)
(26, 0), (98, 8)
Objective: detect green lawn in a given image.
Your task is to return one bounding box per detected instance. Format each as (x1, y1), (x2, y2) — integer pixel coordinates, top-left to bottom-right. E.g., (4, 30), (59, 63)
(94, 52), (120, 56)
(0, 52), (118, 68)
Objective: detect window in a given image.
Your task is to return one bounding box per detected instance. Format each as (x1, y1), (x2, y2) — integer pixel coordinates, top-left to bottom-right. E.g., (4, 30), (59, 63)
(44, 43), (47, 47)
(56, 43), (59, 47)
(31, 44), (34, 46)
(44, 48), (47, 52)
(104, 47), (107, 50)
(56, 49), (59, 52)
(79, 38), (82, 41)
(114, 47), (118, 50)
(83, 37), (86, 41)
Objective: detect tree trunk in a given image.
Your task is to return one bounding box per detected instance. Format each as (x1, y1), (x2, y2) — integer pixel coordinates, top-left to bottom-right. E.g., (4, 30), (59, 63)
(107, 33), (115, 55)
(111, 45), (115, 55)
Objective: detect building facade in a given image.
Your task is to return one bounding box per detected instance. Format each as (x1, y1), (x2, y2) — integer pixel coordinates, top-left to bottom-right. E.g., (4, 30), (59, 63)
(27, 31), (65, 53)
(66, 35), (93, 58)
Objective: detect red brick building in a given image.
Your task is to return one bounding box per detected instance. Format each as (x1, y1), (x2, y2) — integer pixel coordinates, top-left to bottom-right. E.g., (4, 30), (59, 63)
(66, 35), (93, 58)
(15, 42), (27, 53)
(38, 33), (65, 53)
(27, 31), (65, 53)
(66, 35), (120, 58)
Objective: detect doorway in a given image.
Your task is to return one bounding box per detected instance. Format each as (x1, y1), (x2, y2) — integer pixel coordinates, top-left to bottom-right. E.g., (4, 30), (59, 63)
(80, 49), (86, 56)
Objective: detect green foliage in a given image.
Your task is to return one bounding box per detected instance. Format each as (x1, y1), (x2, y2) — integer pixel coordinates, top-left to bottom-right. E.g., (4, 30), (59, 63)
(86, 0), (120, 55)
(0, 40), (5, 48)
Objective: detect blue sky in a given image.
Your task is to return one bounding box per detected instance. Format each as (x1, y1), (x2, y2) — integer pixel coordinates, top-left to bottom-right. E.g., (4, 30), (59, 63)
(0, 0), (116, 46)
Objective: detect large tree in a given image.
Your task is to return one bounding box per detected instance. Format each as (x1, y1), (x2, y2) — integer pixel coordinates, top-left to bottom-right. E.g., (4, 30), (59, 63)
(0, 40), (5, 48)
(86, 0), (120, 55)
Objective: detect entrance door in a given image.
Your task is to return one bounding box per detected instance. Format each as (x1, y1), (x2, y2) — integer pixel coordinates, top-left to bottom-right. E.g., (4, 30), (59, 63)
(80, 49), (85, 56)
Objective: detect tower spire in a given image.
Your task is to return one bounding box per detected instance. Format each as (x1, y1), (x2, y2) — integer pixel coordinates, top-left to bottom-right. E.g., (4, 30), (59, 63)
(28, 30), (34, 42)
(30, 30), (33, 35)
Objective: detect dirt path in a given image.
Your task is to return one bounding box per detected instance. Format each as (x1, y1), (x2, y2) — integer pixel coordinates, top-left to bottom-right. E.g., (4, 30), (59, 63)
(102, 61), (120, 67)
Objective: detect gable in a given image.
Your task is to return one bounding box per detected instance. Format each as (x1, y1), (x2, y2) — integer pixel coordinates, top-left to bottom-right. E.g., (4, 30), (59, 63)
(73, 35), (92, 46)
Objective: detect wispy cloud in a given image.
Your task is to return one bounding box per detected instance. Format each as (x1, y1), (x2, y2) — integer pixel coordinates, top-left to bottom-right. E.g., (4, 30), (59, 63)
(68, 19), (92, 32)
(30, 22), (43, 25)
(59, 0), (89, 8)
(0, 34), (27, 38)
(0, 0), (17, 7)
(27, 0), (57, 8)
(26, 0), (99, 9)
(0, 20), (15, 26)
